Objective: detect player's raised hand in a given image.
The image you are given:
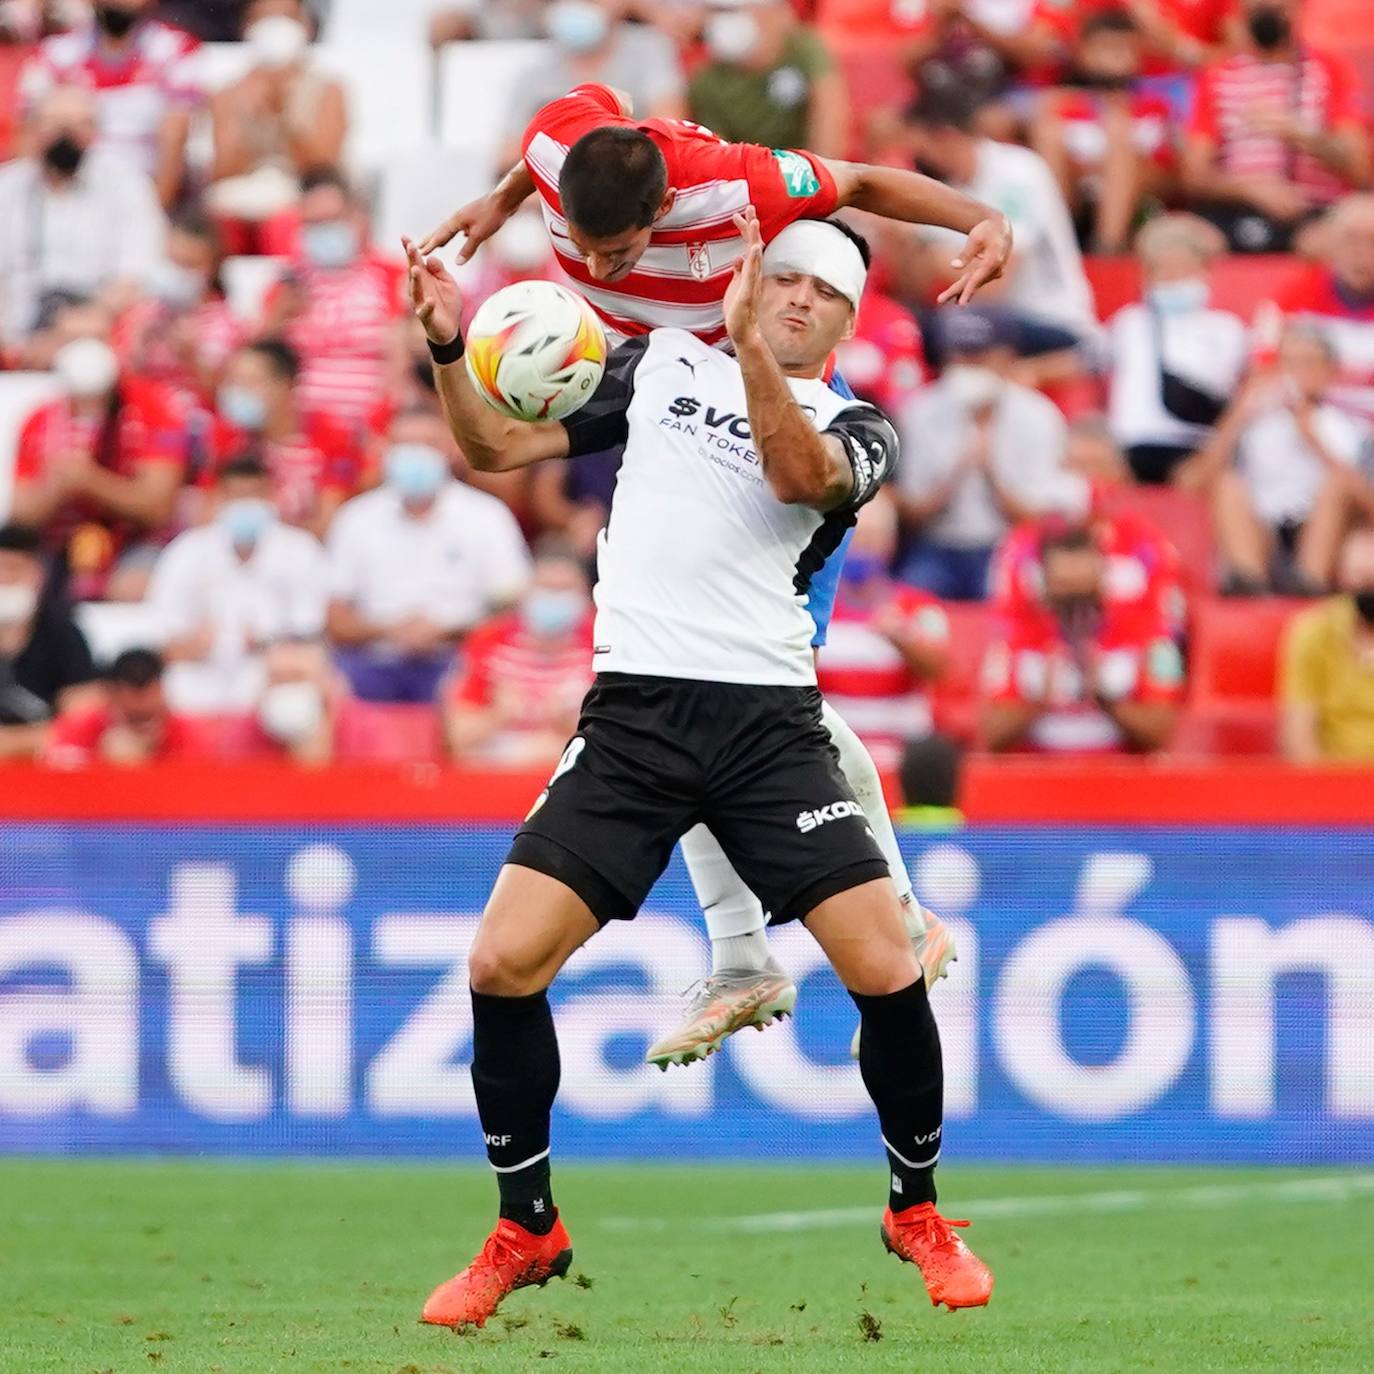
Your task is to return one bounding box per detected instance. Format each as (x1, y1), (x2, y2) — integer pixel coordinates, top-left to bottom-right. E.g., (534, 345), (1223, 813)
(403, 236), (463, 345)
(416, 191), (510, 261)
(938, 213), (1013, 307)
(724, 207), (764, 344)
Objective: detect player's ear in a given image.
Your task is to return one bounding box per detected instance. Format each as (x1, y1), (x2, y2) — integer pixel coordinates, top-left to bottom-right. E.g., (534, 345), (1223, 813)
(840, 306), (857, 343)
(654, 187), (677, 222)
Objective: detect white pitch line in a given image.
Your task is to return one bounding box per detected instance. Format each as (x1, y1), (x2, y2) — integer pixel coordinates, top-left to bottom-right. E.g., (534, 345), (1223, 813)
(597, 1173), (1374, 1234)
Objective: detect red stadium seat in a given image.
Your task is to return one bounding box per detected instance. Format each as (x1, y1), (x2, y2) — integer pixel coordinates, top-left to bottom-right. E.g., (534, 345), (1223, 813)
(1097, 485), (1217, 594)
(335, 700), (444, 763)
(1084, 255), (1306, 323)
(931, 603), (994, 742)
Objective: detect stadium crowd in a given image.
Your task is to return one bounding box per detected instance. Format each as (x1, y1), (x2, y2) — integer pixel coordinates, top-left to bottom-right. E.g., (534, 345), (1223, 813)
(1, 0), (1374, 788)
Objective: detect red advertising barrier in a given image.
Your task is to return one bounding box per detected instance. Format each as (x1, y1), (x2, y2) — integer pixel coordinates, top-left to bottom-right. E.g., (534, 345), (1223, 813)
(3, 758), (1371, 824)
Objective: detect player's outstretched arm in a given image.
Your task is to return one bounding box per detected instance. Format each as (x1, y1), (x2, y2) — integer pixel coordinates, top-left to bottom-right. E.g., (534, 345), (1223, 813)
(724, 211), (854, 511)
(404, 238), (570, 472)
(415, 160), (536, 259)
(823, 159), (1012, 306)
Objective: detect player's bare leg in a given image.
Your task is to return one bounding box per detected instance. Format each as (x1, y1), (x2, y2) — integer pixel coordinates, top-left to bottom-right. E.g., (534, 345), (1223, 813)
(646, 824), (796, 1069)
(420, 866), (597, 1329)
(805, 878), (993, 1312)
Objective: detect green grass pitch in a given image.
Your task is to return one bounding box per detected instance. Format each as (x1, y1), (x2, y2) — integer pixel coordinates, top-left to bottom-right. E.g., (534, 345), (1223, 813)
(3, 1159), (1372, 1373)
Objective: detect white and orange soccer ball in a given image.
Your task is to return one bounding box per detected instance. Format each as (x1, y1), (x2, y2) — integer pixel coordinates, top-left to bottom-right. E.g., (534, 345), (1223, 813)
(464, 280), (607, 423)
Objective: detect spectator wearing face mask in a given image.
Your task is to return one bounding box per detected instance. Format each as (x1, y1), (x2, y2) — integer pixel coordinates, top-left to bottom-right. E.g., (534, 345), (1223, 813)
(444, 544), (595, 766)
(501, 0), (685, 163)
(45, 646), (215, 766)
(19, 0), (202, 208)
(114, 206), (242, 418)
(219, 637), (341, 766)
(11, 311), (189, 601)
(981, 520), (1185, 753)
(1183, 0), (1371, 253)
(326, 412), (532, 702)
(0, 85), (165, 348)
(1254, 194), (1374, 422)
(1280, 526), (1374, 762)
(145, 455), (328, 714)
(208, 338), (363, 535)
(207, 0), (347, 255)
(1106, 213), (1250, 485)
(815, 492), (950, 773)
(1192, 326), (1374, 593)
(894, 309), (1070, 600)
(687, 0), (849, 159)
(0, 522), (99, 761)
(259, 168), (408, 432)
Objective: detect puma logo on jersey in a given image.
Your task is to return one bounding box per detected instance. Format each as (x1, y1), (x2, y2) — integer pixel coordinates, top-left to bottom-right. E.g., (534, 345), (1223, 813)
(796, 800), (864, 832)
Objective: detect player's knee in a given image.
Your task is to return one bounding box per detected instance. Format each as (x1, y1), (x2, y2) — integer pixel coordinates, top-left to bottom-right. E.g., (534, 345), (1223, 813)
(467, 932), (548, 997)
(845, 943), (922, 998)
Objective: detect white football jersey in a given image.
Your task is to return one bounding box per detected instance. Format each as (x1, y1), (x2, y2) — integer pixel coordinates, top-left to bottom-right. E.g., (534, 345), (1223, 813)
(559, 328), (897, 687)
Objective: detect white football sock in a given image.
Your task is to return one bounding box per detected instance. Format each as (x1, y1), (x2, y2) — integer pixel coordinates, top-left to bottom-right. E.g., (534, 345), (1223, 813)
(820, 700), (926, 941)
(679, 823), (779, 976)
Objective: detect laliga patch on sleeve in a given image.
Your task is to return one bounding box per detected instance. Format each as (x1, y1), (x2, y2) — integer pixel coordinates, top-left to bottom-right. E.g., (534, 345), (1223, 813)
(1147, 638), (1184, 688)
(772, 149), (822, 197)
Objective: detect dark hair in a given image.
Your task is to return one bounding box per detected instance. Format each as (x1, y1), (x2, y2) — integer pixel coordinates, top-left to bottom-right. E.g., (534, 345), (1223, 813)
(243, 336), (301, 384)
(561, 127), (668, 238)
(218, 454), (270, 483)
(300, 165), (353, 200)
(904, 84), (979, 133)
(0, 523), (43, 558)
(826, 218), (872, 270)
(1039, 520), (1098, 559)
(107, 647), (164, 688)
(1081, 7), (1139, 38)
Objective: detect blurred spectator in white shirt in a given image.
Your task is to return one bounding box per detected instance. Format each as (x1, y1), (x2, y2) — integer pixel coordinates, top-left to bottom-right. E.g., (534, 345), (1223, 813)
(1106, 213), (1249, 485)
(206, 0), (348, 248)
(1193, 327), (1374, 594)
(902, 85), (1097, 368)
(0, 85), (164, 348)
(147, 454), (329, 715)
(326, 410), (532, 702)
(894, 309), (1070, 600)
(431, 0), (549, 45)
(20, 0), (202, 207)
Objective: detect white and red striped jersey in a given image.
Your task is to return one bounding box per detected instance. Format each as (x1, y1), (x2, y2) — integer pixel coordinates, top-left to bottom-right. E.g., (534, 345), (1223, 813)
(521, 83), (840, 345)
(20, 19), (202, 177)
(268, 254), (407, 432)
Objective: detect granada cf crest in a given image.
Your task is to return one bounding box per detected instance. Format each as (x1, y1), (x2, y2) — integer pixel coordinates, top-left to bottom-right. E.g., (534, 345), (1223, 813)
(688, 242), (711, 280)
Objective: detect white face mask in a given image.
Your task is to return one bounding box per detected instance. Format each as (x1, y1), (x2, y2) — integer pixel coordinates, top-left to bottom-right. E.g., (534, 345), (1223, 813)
(0, 581), (38, 627)
(259, 680), (325, 744)
(53, 337), (119, 397)
(705, 9), (760, 63)
(246, 14), (310, 68)
(944, 363), (1004, 410)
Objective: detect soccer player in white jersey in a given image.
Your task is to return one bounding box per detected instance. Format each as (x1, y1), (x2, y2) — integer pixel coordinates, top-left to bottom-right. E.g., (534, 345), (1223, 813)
(406, 211), (994, 1329)
(418, 83), (1007, 1066)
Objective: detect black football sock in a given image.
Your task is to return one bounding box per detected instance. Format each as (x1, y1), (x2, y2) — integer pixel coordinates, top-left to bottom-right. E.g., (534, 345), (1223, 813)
(851, 978), (943, 1212)
(471, 988), (561, 1236)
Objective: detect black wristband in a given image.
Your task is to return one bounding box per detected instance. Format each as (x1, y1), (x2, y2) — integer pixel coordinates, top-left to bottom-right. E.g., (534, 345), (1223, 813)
(427, 333), (465, 366)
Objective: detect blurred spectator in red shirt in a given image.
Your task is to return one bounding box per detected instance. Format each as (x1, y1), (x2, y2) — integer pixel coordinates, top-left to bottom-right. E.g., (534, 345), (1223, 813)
(981, 520), (1185, 752)
(1254, 193), (1374, 421)
(445, 544), (595, 767)
(1105, 213), (1249, 484)
(833, 282), (927, 416)
(1028, 0), (1240, 78)
(817, 492), (950, 772)
(45, 646), (215, 765)
(1190, 325), (1374, 592)
(11, 306), (188, 601)
(260, 168), (408, 432)
(19, 0), (202, 207)
(1031, 10), (1176, 253)
(1183, 0), (1370, 253)
(114, 206), (242, 418)
(206, 0), (348, 254)
(208, 338), (363, 535)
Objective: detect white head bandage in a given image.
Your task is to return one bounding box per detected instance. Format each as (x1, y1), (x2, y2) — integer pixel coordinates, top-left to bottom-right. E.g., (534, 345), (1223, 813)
(762, 220), (867, 312)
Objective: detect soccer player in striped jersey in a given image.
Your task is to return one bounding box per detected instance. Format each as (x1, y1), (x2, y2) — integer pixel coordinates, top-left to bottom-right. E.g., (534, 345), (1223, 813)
(417, 83), (1006, 1064)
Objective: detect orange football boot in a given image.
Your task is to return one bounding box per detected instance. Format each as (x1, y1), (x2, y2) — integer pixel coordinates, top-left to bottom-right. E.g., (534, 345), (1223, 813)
(881, 1201), (994, 1310)
(421, 1215), (573, 1329)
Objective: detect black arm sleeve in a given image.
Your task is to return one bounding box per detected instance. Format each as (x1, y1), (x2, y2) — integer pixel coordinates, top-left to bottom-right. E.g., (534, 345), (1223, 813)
(559, 335), (650, 458)
(824, 404), (900, 513)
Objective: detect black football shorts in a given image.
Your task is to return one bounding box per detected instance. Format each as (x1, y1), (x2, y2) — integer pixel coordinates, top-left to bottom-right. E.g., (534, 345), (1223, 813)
(508, 673), (889, 924)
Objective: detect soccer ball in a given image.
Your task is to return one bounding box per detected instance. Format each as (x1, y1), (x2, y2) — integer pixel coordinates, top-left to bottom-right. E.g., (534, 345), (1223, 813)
(465, 280), (607, 423)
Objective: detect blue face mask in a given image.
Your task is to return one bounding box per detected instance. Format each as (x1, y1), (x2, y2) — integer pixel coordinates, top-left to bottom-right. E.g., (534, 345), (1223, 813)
(547, 0), (609, 52)
(1148, 278), (1209, 316)
(218, 383), (268, 432)
(301, 220), (360, 270)
(521, 588), (586, 638)
(842, 552), (884, 588)
(218, 497), (276, 548)
(385, 443), (447, 501)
